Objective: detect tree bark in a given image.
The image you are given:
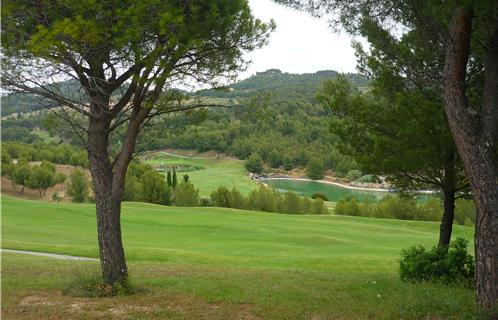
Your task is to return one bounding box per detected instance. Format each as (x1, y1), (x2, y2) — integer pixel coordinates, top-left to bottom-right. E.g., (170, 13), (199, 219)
(444, 7), (498, 315)
(438, 188), (455, 248)
(438, 156), (457, 248)
(87, 112), (128, 288)
(85, 89), (149, 288)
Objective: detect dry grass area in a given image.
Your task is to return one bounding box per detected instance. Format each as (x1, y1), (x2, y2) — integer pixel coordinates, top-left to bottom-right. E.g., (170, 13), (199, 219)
(6, 290), (260, 320)
(1, 164), (90, 203)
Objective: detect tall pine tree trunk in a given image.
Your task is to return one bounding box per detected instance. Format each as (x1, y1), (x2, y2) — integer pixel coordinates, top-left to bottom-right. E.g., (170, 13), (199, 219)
(444, 7), (498, 315)
(438, 188), (455, 248)
(87, 114), (128, 287)
(438, 160), (457, 248)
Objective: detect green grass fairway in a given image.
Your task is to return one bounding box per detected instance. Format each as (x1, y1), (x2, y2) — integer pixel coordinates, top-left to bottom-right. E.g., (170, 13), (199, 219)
(1, 196), (477, 319)
(144, 151), (257, 196)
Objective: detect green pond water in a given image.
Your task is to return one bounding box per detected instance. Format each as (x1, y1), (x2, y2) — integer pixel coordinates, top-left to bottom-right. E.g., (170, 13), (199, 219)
(261, 179), (392, 202)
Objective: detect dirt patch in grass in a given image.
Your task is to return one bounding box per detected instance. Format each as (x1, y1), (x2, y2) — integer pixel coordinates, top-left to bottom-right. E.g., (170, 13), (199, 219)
(6, 290), (260, 320)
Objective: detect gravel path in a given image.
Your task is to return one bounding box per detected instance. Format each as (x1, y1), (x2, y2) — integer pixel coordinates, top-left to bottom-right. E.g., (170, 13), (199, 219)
(1, 248), (98, 261)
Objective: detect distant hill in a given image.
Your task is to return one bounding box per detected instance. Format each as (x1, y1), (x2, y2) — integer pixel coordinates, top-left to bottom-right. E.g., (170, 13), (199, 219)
(196, 69), (369, 99)
(1, 70), (369, 117)
(1, 80), (86, 117)
(1, 80), (130, 117)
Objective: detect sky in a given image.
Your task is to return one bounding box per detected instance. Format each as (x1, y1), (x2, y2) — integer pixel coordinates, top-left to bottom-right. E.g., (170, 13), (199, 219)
(240, 0), (359, 79)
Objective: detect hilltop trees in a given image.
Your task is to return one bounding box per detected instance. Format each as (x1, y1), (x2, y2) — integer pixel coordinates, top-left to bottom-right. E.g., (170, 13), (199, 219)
(2, 0), (273, 289)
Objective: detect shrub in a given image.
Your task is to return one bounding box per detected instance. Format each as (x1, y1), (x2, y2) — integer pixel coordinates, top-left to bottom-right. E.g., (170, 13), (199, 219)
(66, 168), (89, 202)
(345, 169), (362, 182)
(63, 271), (136, 298)
(141, 171), (172, 205)
(211, 186), (231, 207)
(228, 187), (246, 209)
(52, 191), (64, 203)
(124, 161), (173, 205)
(248, 185), (279, 212)
(200, 197), (213, 207)
(210, 185), (328, 215)
(302, 197), (312, 214)
(334, 195), (446, 222)
(244, 152), (263, 174)
(454, 199), (476, 226)
(335, 197), (360, 216)
(375, 196), (420, 220)
(311, 198), (328, 214)
(281, 191), (303, 214)
(311, 192), (328, 201)
(399, 238), (474, 287)
(174, 181), (199, 206)
(355, 174), (380, 183)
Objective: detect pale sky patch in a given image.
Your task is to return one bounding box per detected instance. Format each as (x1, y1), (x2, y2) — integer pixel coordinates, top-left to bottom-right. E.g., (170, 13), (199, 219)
(240, 0), (359, 79)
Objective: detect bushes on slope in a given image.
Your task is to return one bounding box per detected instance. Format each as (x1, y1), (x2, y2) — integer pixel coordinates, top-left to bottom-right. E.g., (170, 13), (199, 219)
(210, 185), (328, 215)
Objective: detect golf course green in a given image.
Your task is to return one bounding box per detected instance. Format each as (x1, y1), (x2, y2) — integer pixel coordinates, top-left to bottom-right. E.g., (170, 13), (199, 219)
(1, 196), (477, 319)
(143, 151), (257, 196)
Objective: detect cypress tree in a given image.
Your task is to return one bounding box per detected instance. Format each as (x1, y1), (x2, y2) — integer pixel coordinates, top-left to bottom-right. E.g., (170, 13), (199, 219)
(172, 167), (178, 189)
(167, 170), (172, 187)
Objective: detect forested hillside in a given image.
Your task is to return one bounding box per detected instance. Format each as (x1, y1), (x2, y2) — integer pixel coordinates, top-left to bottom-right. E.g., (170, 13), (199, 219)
(2, 70), (368, 178)
(197, 69), (368, 99)
(139, 70), (369, 177)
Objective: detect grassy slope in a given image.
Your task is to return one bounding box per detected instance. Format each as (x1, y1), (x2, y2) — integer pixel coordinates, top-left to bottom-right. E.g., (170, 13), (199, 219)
(144, 151), (257, 196)
(1, 196), (477, 319)
(1, 196), (473, 271)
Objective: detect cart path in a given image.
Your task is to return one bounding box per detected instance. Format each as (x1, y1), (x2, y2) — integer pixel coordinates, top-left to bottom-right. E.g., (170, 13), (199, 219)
(1, 248), (98, 261)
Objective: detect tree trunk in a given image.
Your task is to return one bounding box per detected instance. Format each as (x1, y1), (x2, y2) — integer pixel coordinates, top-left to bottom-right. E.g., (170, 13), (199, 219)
(438, 188), (455, 248)
(95, 190), (127, 286)
(87, 114), (128, 288)
(444, 7), (498, 315)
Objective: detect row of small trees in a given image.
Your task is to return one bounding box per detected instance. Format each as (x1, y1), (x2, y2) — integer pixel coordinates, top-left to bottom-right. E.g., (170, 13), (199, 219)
(1, 155), (90, 202)
(123, 161), (198, 206)
(210, 185), (329, 214)
(244, 151), (362, 182)
(335, 196), (476, 226)
(2, 142), (88, 168)
(2, 159), (65, 196)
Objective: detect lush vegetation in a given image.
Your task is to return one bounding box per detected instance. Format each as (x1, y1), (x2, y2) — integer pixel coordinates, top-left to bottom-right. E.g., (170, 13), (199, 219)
(400, 238), (475, 287)
(210, 185), (328, 214)
(335, 195), (476, 226)
(137, 70), (366, 178)
(1, 142), (88, 168)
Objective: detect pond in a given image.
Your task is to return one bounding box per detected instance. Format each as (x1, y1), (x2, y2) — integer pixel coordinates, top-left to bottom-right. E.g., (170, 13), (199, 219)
(260, 178), (392, 202)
